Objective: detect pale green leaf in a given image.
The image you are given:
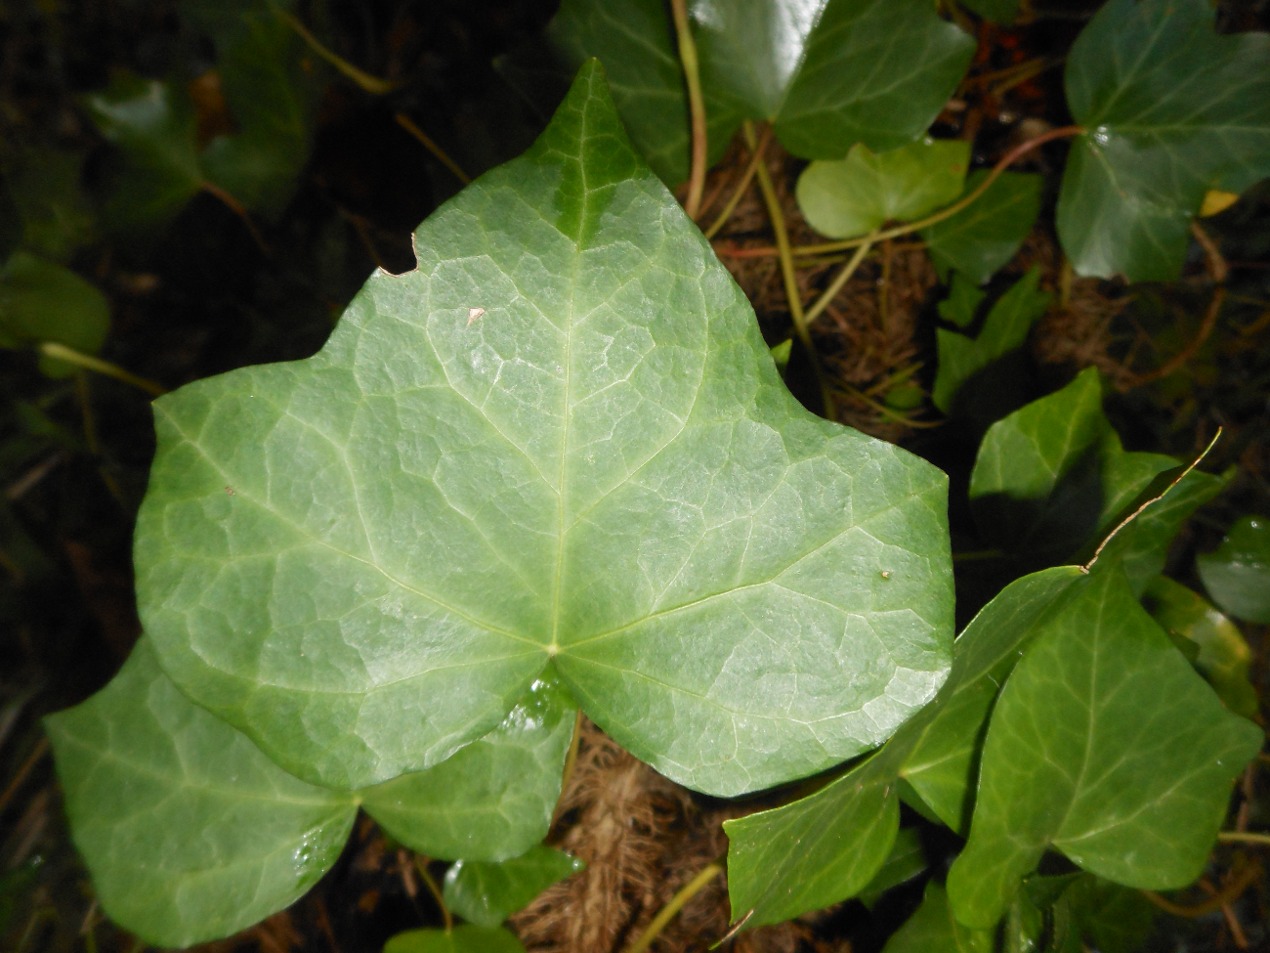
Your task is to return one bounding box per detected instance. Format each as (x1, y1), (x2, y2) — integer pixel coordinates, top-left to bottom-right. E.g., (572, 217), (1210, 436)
(932, 267), (1050, 424)
(1057, 0), (1270, 280)
(920, 171), (1041, 284)
(946, 568), (1262, 929)
(797, 139), (969, 239)
(544, 0), (973, 182)
(724, 567), (1082, 927)
(384, 925), (527, 953)
(44, 639), (356, 948)
(134, 63), (954, 797)
(1197, 515), (1270, 623)
(363, 680), (576, 861)
(443, 846), (585, 928)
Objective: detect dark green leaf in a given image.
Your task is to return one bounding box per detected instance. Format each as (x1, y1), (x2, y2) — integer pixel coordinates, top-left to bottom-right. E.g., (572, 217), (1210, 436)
(856, 827), (927, 908)
(86, 74), (204, 233)
(969, 368), (1177, 568)
(936, 275), (986, 330)
(0, 176), (20, 266)
(443, 846), (584, 928)
(384, 925), (527, 953)
(545, 0), (974, 183)
(133, 63), (953, 797)
(44, 640), (356, 948)
(881, 882), (992, 953)
(1057, 0), (1270, 280)
(1065, 875), (1157, 953)
(932, 268), (1050, 425)
(921, 171), (1041, 284)
(1146, 576), (1259, 718)
(0, 252), (110, 377)
(797, 139), (969, 239)
(960, 0), (1019, 23)
(1197, 515), (1270, 623)
(946, 568), (1262, 928)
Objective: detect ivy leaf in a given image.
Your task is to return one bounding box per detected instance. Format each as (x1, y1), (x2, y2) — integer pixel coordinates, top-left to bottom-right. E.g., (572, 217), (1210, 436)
(1197, 515), (1270, 623)
(1057, 0), (1270, 281)
(44, 639), (356, 948)
(946, 568), (1262, 929)
(881, 882), (992, 953)
(362, 678), (576, 862)
(797, 139), (969, 239)
(384, 926), (527, 953)
(920, 171), (1041, 284)
(724, 567), (1082, 928)
(932, 268), (1050, 426)
(544, 0), (973, 183)
(45, 639), (575, 944)
(86, 74), (205, 234)
(133, 62), (953, 797)
(443, 846), (585, 928)
(0, 252), (110, 377)
(959, 0), (1019, 23)
(969, 368), (1177, 568)
(1145, 577), (1259, 719)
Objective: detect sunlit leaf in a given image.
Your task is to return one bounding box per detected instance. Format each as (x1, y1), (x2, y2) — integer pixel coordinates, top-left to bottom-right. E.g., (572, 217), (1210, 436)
(443, 846), (584, 928)
(921, 171), (1041, 284)
(797, 139), (969, 239)
(133, 62), (953, 797)
(946, 568), (1262, 928)
(1057, 0), (1270, 280)
(1197, 515), (1270, 623)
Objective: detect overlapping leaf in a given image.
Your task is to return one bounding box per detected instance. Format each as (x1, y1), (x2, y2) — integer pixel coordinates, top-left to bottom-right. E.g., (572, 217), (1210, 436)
(1057, 0), (1270, 280)
(946, 568), (1262, 928)
(133, 62), (953, 798)
(443, 846), (585, 928)
(44, 637), (575, 945)
(1198, 515), (1270, 623)
(545, 0), (974, 183)
(920, 171), (1041, 284)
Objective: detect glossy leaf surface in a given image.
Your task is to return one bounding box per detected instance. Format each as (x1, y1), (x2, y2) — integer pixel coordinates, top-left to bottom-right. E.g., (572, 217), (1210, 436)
(947, 569), (1262, 928)
(1057, 0), (1270, 280)
(443, 846), (585, 927)
(725, 567), (1082, 928)
(44, 640), (356, 947)
(545, 0), (974, 182)
(920, 171), (1040, 284)
(1197, 515), (1270, 623)
(46, 639), (575, 942)
(134, 63), (953, 797)
(797, 139), (969, 239)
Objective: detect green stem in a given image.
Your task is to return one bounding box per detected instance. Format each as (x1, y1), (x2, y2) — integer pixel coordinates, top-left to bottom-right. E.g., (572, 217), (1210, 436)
(669, 0), (708, 219)
(745, 123), (833, 414)
(624, 862), (722, 953)
(803, 234), (875, 327)
(1218, 831), (1270, 847)
(277, 8), (396, 95)
(414, 857), (453, 932)
(703, 125), (771, 240)
(395, 114), (472, 186)
(38, 342), (165, 397)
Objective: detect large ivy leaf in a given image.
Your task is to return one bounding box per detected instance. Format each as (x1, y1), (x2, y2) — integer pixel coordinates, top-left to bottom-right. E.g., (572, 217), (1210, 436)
(969, 368), (1177, 568)
(545, 0), (974, 183)
(1057, 0), (1270, 281)
(725, 567), (1083, 929)
(44, 639), (356, 947)
(797, 139), (969, 239)
(946, 568), (1262, 929)
(133, 62), (953, 797)
(45, 638), (575, 944)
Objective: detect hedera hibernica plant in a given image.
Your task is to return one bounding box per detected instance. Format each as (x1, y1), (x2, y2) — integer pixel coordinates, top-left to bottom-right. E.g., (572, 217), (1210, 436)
(46, 62), (954, 944)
